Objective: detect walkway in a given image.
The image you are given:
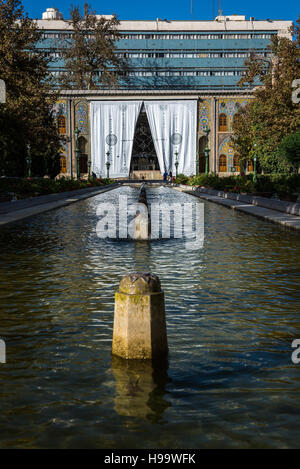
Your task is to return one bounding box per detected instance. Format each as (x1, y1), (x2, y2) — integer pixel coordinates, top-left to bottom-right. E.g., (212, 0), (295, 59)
(180, 188), (300, 231)
(0, 180), (170, 227)
(0, 184), (119, 227)
(3, 181), (297, 232)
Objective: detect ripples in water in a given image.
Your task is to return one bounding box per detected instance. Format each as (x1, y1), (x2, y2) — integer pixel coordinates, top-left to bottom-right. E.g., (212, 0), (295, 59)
(0, 185), (300, 448)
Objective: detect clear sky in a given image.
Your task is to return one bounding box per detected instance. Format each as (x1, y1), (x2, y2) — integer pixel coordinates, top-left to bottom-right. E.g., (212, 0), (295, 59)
(22, 0), (299, 24)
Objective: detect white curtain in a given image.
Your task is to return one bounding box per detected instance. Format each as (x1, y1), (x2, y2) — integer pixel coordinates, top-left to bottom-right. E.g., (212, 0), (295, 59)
(90, 101), (142, 178)
(144, 100), (197, 175)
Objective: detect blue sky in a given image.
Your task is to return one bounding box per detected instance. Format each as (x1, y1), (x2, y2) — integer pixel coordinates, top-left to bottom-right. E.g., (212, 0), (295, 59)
(22, 0), (299, 24)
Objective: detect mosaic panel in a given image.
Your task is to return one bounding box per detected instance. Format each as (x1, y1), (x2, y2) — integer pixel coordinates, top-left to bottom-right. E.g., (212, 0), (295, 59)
(75, 101), (88, 134)
(218, 98), (252, 132)
(198, 99), (211, 132)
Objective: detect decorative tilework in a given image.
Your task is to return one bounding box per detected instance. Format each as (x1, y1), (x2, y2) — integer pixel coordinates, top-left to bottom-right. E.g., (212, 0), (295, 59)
(198, 99), (211, 132)
(218, 98), (251, 132)
(75, 101), (88, 134)
(53, 99), (67, 117)
(219, 136), (235, 171)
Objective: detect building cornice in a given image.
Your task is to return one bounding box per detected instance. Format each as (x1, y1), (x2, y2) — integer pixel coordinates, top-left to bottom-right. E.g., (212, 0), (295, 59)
(56, 88), (255, 99)
(35, 18), (292, 34)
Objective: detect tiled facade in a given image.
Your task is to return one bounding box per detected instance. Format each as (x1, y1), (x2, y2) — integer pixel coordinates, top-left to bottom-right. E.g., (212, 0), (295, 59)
(54, 92), (254, 178)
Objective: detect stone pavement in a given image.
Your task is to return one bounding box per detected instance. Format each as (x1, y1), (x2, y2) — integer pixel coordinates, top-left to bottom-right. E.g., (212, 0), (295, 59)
(0, 180), (170, 227)
(3, 180), (297, 232)
(178, 188), (300, 231)
(0, 184), (119, 227)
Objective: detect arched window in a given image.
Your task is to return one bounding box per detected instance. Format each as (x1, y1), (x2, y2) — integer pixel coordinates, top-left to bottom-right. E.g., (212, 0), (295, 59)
(58, 116), (66, 135)
(248, 159), (254, 172)
(60, 155), (67, 173)
(233, 155), (240, 172)
(219, 154), (227, 172)
(219, 113), (228, 132)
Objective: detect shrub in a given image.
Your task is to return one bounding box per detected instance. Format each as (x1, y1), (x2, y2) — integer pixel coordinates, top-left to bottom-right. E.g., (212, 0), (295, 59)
(0, 176), (114, 198)
(184, 173), (300, 198)
(175, 174), (189, 185)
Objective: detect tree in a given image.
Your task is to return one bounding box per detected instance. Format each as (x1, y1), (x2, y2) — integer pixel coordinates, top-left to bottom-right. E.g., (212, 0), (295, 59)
(277, 131), (300, 171)
(0, 0), (61, 177)
(59, 4), (128, 90)
(232, 18), (300, 174)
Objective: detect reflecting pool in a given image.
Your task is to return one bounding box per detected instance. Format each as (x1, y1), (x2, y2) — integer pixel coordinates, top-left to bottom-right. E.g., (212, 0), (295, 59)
(0, 186), (300, 448)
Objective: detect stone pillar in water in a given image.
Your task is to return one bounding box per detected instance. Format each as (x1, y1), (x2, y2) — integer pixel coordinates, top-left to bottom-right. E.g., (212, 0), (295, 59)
(133, 184), (150, 240)
(112, 273), (168, 359)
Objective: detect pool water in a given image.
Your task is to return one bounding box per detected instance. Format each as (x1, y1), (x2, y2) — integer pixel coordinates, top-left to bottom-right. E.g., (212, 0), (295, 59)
(0, 186), (299, 449)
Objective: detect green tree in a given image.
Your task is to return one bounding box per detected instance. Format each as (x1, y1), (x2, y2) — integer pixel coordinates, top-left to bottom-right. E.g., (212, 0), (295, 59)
(59, 3), (128, 90)
(276, 131), (300, 171)
(0, 0), (61, 177)
(232, 18), (300, 174)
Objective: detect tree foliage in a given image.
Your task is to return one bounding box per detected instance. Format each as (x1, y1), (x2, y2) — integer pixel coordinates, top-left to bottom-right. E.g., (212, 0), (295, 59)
(232, 18), (300, 174)
(59, 3), (128, 90)
(0, 0), (61, 177)
(276, 131), (300, 170)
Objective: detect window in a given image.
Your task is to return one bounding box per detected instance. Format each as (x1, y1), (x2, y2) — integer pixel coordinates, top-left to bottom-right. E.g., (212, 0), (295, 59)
(219, 155), (227, 172)
(60, 155), (67, 173)
(233, 113), (241, 128)
(224, 34), (252, 39)
(255, 34), (272, 39)
(219, 114), (228, 132)
(58, 116), (66, 135)
(248, 159), (254, 172)
(233, 155), (240, 171)
(213, 71), (235, 76)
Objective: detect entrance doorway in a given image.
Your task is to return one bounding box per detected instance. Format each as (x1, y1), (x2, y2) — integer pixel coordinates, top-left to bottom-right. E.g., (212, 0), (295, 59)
(78, 136), (88, 174)
(130, 108), (160, 179)
(198, 136), (206, 173)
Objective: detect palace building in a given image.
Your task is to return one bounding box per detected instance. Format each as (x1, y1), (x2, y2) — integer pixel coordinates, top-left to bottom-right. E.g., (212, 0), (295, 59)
(36, 7), (292, 179)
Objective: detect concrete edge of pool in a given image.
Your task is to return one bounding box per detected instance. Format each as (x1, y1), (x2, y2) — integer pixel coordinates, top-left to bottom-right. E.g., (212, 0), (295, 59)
(0, 184), (122, 226)
(175, 187), (300, 231)
(0, 182), (299, 231)
(0, 181), (170, 227)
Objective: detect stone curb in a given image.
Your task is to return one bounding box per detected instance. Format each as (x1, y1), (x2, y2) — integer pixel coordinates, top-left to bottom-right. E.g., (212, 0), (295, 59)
(194, 187), (300, 216)
(0, 183), (120, 227)
(185, 190), (300, 231)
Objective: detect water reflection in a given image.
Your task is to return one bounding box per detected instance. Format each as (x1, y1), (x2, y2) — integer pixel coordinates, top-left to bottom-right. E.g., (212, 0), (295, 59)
(0, 186), (300, 448)
(133, 240), (152, 272)
(111, 356), (170, 424)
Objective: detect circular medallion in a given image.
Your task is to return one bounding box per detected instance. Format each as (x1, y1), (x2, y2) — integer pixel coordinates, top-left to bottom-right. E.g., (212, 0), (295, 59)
(106, 134), (118, 146)
(171, 133), (182, 145)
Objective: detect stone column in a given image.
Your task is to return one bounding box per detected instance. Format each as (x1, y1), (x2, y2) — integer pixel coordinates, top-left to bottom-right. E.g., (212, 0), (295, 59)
(112, 273), (168, 359)
(134, 184), (149, 240)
